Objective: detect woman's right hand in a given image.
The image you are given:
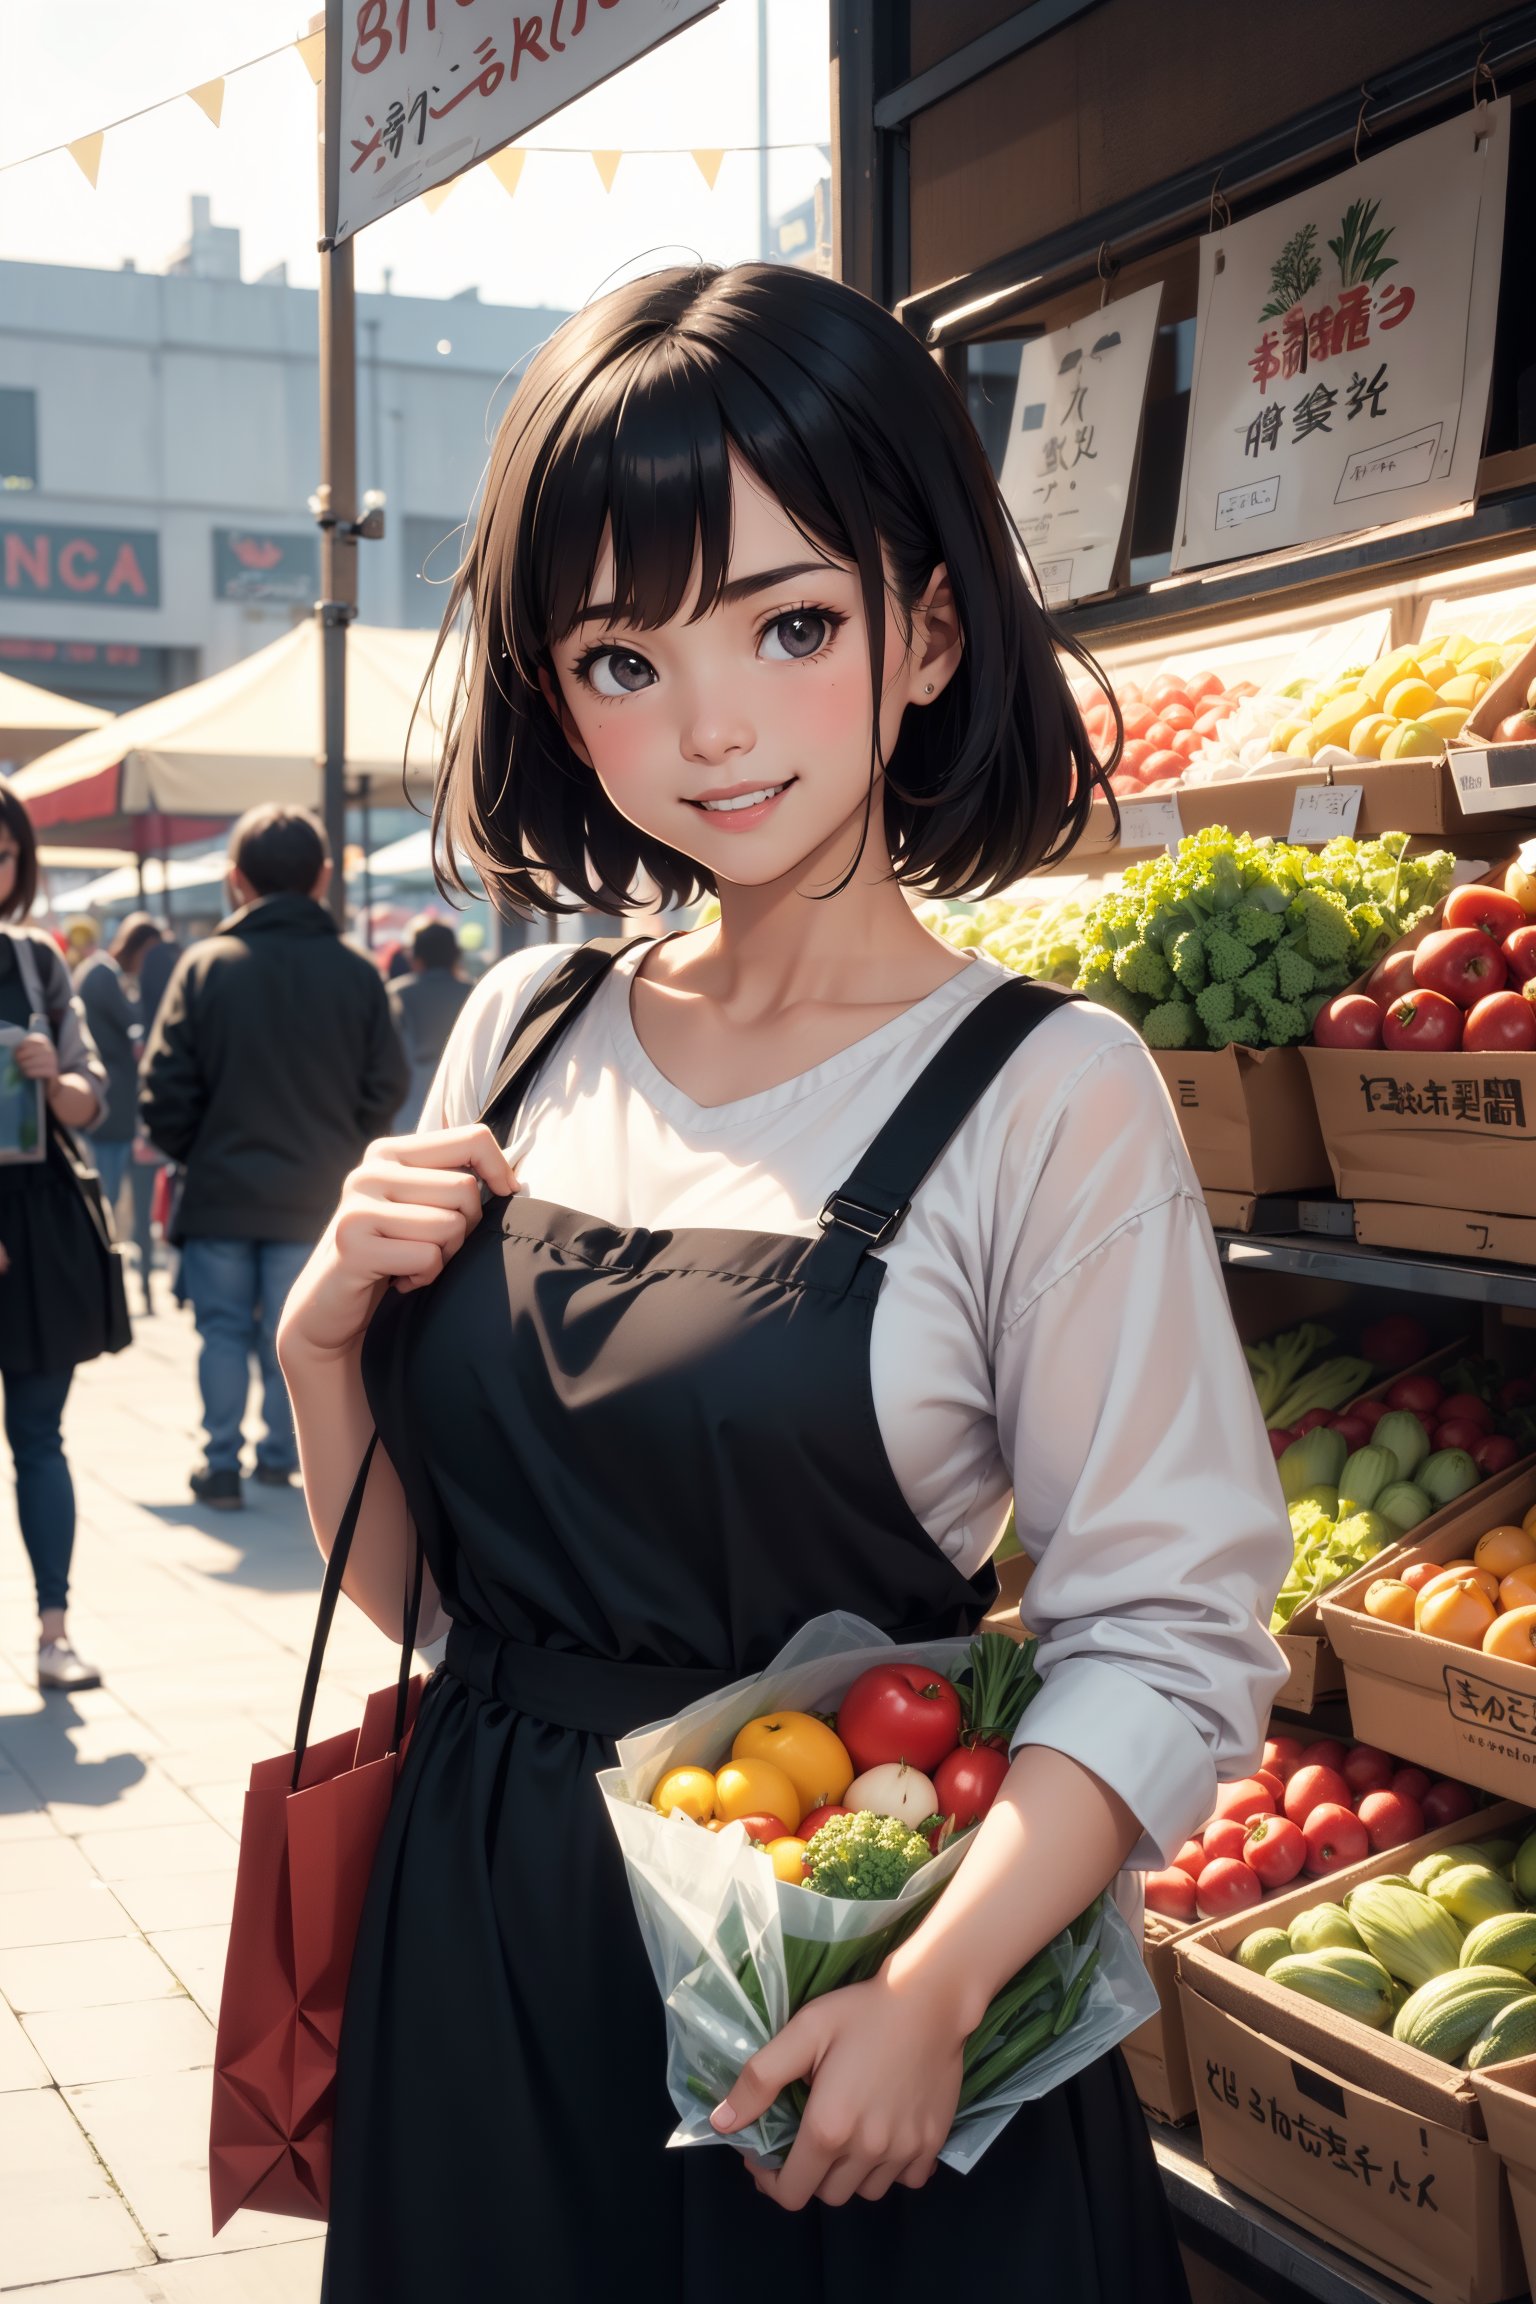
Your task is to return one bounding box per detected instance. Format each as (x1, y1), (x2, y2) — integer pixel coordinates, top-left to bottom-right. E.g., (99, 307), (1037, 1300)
(278, 1124), (517, 1361)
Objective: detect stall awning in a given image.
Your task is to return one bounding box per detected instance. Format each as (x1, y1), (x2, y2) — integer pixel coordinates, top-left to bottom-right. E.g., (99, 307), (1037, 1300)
(0, 667), (111, 769)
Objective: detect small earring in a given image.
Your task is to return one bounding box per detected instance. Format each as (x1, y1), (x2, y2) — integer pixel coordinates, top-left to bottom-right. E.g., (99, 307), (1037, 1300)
(924, 681), (935, 695)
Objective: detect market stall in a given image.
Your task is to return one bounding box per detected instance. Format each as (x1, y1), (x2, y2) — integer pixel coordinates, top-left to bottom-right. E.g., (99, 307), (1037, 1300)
(0, 665), (110, 772)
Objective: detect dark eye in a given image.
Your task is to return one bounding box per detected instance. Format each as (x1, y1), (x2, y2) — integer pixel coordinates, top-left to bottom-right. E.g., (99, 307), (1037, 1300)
(585, 649), (656, 697)
(760, 612), (831, 662)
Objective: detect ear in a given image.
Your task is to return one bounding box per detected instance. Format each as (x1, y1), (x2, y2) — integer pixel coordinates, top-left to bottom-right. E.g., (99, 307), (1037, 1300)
(908, 563), (964, 705)
(539, 665), (595, 769)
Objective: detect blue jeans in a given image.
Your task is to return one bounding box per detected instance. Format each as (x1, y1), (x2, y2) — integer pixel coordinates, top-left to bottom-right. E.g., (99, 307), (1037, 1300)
(3, 1368), (75, 1615)
(92, 1138), (132, 1213)
(180, 1238), (314, 1476)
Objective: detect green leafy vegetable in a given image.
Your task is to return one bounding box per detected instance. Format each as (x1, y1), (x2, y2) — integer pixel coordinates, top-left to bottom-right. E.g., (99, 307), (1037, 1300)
(802, 1811), (933, 1901)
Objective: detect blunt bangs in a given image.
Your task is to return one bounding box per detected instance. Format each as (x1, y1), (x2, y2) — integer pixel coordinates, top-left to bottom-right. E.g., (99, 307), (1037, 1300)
(429, 263), (1117, 920)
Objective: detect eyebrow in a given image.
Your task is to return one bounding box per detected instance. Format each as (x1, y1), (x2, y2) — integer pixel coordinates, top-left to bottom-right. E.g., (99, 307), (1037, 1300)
(570, 560), (840, 629)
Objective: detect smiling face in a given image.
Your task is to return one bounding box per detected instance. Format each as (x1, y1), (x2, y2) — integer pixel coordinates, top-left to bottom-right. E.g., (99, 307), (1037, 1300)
(544, 459), (957, 895)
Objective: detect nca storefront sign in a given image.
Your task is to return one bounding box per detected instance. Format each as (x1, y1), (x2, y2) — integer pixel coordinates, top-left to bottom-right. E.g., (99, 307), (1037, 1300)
(0, 522), (160, 607)
(214, 528), (319, 604)
(1174, 101), (1509, 572)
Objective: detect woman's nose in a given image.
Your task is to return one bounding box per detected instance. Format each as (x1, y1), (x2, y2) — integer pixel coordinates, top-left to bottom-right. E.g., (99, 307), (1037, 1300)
(679, 688), (756, 767)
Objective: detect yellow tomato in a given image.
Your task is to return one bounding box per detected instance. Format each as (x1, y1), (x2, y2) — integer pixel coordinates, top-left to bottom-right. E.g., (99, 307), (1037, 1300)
(764, 1835), (810, 1884)
(1523, 1504), (1536, 1538)
(1417, 1576), (1497, 1648)
(1504, 1571), (1536, 1613)
(731, 1712), (854, 1810)
(715, 1756), (803, 1831)
(1484, 1605), (1536, 1665)
(1363, 1578), (1416, 1628)
(651, 1765), (717, 1823)
(1475, 1525), (1536, 1581)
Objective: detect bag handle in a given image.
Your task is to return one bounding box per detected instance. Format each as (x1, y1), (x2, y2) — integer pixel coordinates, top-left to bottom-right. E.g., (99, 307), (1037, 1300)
(291, 1432), (424, 1792)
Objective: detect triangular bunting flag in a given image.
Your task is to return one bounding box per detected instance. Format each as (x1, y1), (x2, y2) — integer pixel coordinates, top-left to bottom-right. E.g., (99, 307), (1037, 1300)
(690, 148), (725, 190)
(591, 150), (622, 193)
(187, 78), (225, 127)
(295, 30), (325, 84)
(487, 147), (526, 198)
(67, 132), (104, 188)
(420, 179), (455, 213)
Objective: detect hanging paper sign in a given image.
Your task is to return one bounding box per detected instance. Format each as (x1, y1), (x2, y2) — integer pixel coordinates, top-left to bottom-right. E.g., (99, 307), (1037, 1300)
(1173, 101), (1509, 574)
(326, 0), (721, 243)
(999, 284), (1163, 606)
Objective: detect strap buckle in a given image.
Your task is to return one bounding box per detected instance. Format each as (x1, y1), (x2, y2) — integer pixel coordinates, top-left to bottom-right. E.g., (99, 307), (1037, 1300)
(817, 1192), (910, 1247)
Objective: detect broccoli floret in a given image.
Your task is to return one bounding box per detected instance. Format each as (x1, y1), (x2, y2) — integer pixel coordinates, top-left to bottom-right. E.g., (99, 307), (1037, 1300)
(1141, 999), (1196, 1049)
(1236, 957), (1278, 1008)
(1234, 904), (1284, 949)
(1195, 980), (1235, 1034)
(1274, 943), (1319, 1000)
(1256, 995), (1309, 1046)
(1112, 943), (1173, 1000)
(1205, 1009), (1262, 1051)
(1206, 926), (1254, 982)
(802, 1811), (932, 1901)
(1290, 888), (1353, 965)
(1167, 928), (1207, 992)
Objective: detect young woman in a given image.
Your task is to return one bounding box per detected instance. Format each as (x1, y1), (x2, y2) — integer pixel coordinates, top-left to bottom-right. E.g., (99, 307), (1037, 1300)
(279, 263), (1291, 2301)
(0, 788), (111, 1692)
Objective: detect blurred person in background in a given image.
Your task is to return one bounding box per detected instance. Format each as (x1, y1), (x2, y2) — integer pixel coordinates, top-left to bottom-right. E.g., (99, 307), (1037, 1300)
(137, 919), (181, 1036)
(387, 917), (471, 1132)
(75, 914), (160, 1231)
(63, 916), (99, 975)
(0, 788), (113, 1692)
(142, 806), (408, 1510)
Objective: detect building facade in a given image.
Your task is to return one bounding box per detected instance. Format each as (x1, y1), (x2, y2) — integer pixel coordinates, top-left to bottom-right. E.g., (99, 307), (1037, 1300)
(0, 200), (565, 712)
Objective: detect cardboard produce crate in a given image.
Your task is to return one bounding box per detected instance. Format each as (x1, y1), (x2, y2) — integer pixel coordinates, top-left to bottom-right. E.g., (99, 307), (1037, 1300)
(1084, 757), (1531, 856)
(1320, 1462), (1536, 1804)
(1153, 1045), (1330, 1196)
(1355, 1201), (1536, 1269)
(1471, 2059), (1536, 2300)
(1176, 1804), (1533, 2304)
(1301, 864), (1536, 1223)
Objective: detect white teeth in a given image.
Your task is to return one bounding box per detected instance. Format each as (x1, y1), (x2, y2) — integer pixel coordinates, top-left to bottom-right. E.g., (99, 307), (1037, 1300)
(698, 785), (786, 813)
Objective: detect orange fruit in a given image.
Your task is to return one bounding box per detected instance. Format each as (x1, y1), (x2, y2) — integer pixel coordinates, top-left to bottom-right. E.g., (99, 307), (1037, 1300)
(1502, 1570), (1536, 1613)
(1417, 1576), (1498, 1647)
(1524, 1504), (1536, 1536)
(1483, 1605), (1536, 1665)
(763, 1835), (810, 1884)
(1401, 1559), (1453, 1595)
(651, 1765), (718, 1823)
(731, 1712), (854, 1810)
(1419, 1563), (1500, 1607)
(1363, 1579), (1416, 1628)
(1475, 1526), (1536, 1581)
(714, 1757), (804, 1831)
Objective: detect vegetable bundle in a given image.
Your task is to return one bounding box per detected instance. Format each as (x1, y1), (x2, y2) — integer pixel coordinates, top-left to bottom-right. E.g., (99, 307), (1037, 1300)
(600, 1615), (1154, 2174)
(1074, 827), (1455, 1051)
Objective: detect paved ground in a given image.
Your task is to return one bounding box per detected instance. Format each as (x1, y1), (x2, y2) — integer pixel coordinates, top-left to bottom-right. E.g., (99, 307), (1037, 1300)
(0, 1269), (402, 2298)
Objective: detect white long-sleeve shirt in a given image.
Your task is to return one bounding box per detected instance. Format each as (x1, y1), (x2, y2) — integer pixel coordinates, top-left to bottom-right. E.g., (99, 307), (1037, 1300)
(420, 936), (1292, 1870)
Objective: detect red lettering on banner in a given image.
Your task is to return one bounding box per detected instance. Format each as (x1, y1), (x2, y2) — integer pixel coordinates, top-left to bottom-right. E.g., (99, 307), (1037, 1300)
(4, 533), (48, 591)
(510, 16), (549, 73)
(103, 543), (148, 598)
(57, 539), (99, 591)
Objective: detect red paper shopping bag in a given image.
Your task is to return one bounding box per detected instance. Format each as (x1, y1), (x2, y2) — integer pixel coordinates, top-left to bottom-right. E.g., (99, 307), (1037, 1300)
(209, 1436), (426, 2233)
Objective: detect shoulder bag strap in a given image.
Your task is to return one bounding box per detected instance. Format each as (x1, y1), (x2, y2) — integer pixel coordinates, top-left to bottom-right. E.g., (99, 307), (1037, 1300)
(803, 977), (1082, 1294)
(477, 932), (650, 1138)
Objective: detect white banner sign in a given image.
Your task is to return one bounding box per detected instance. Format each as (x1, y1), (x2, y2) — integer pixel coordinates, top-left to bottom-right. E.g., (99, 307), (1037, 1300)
(326, 0), (720, 244)
(999, 283), (1162, 605)
(1173, 101), (1509, 573)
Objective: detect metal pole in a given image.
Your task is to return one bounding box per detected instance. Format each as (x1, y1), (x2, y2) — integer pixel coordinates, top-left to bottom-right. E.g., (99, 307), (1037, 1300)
(316, 234), (358, 930)
(756, 0), (770, 260)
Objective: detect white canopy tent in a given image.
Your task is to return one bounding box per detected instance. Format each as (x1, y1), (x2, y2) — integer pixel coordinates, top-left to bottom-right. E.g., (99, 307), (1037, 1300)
(0, 666), (110, 770)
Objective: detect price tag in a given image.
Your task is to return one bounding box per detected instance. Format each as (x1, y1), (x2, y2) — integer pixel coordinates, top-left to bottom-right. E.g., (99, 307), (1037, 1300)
(1286, 783), (1363, 843)
(1118, 795), (1184, 853)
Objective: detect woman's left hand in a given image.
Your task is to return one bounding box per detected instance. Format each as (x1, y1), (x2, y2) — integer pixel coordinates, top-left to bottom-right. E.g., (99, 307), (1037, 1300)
(709, 1969), (963, 2209)
(14, 1033), (59, 1083)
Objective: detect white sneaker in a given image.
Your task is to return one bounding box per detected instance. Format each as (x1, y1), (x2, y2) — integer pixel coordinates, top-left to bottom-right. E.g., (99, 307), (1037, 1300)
(38, 1639), (102, 1692)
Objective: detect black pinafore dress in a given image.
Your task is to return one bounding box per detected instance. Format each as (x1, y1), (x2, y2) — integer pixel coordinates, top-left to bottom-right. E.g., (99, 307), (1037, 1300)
(322, 940), (1188, 2304)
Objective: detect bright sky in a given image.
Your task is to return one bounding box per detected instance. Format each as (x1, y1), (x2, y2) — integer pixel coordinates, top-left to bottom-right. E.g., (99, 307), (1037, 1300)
(0, 0), (831, 310)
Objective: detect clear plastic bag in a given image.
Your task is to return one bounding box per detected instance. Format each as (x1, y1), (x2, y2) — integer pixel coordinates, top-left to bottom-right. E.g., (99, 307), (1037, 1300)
(599, 1612), (1158, 2174)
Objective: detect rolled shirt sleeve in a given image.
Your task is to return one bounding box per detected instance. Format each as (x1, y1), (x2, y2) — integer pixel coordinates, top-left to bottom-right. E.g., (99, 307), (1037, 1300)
(991, 1029), (1293, 1870)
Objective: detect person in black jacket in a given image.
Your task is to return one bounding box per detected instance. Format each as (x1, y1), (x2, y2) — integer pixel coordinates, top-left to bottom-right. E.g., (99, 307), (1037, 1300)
(141, 807), (408, 1510)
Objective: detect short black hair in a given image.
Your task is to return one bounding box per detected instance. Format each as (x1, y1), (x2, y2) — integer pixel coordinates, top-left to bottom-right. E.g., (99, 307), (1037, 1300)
(229, 805), (328, 897)
(427, 262), (1117, 919)
(410, 919), (459, 970)
(0, 784), (40, 923)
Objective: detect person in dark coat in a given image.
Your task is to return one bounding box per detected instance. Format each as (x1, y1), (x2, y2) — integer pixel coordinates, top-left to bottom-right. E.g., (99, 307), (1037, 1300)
(386, 918), (472, 1132)
(136, 922), (181, 1035)
(141, 806), (408, 1510)
(75, 913), (160, 1219)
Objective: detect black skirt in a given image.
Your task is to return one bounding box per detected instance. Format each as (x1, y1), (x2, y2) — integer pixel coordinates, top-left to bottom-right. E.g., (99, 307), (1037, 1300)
(0, 1143), (112, 1373)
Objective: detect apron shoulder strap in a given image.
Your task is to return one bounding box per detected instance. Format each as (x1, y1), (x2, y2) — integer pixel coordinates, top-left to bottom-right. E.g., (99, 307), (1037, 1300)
(478, 932), (650, 1137)
(805, 976), (1082, 1292)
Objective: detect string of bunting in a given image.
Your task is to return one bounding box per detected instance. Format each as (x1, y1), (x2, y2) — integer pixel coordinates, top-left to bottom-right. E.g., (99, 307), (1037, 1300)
(0, 30), (822, 197)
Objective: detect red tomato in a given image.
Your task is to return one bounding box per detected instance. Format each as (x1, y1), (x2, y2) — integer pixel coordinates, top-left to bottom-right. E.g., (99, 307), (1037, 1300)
(1475, 1433), (1521, 1475)
(1303, 1740), (1350, 1774)
(1172, 1837), (1207, 1879)
(1262, 1736), (1306, 1782)
(1147, 674), (1189, 705)
(1253, 1768), (1286, 1803)
(1340, 1745), (1393, 1797)
(1201, 1817), (1249, 1864)
(1422, 1778), (1478, 1828)
(1212, 1777), (1276, 1826)
(1386, 1373), (1443, 1416)
(1195, 1856), (1264, 1920)
(798, 1803), (852, 1841)
(1121, 704), (1156, 741)
(1283, 1763), (1351, 1825)
(1433, 1418), (1486, 1454)
(1185, 671), (1225, 703)
(1140, 749), (1187, 783)
(1329, 1411), (1372, 1451)
(1145, 1867), (1198, 1925)
(1443, 883), (1529, 942)
(1414, 927), (1508, 1008)
(1170, 732), (1203, 760)
(1159, 702), (1196, 733)
(1463, 990), (1536, 1051)
(1120, 739), (1153, 773)
(932, 1743), (1010, 1830)
(1192, 708), (1226, 736)
(1144, 719), (1175, 750)
(1361, 1311), (1430, 1367)
(1267, 1427), (1295, 1460)
(1504, 926), (1536, 985)
(1312, 994), (1383, 1049)
(1439, 1393), (1495, 1431)
(835, 1663), (962, 1774)
(1293, 1408), (1336, 1434)
(1244, 1813), (1306, 1889)
(1302, 1802), (1369, 1876)
(1356, 1789), (1424, 1852)
(731, 1812), (795, 1845)
(1391, 1765), (1433, 1803)
(1353, 1397), (1388, 1431)
(1366, 949), (1419, 1008)
(1383, 991), (1463, 1052)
